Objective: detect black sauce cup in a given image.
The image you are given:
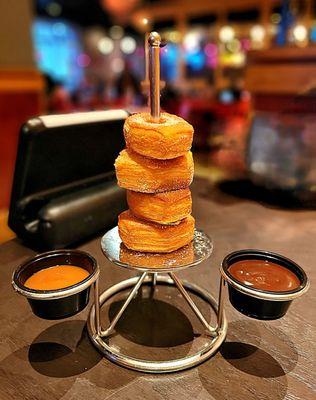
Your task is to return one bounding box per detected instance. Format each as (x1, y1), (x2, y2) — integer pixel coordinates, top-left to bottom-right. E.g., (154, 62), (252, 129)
(220, 250), (309, 320)
(12, 250), (99, 320)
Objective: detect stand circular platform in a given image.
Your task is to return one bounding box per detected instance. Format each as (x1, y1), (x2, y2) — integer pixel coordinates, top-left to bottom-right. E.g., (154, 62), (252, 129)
(100, 227), (213, 272)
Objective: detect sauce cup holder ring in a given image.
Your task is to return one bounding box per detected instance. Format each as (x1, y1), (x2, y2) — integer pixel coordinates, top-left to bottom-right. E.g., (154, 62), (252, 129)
(12, 249), (100, 320)
(220, 249), (310, 320)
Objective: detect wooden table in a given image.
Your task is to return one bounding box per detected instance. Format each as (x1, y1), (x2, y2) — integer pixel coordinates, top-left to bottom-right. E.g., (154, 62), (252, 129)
(0, 179), (315, 400)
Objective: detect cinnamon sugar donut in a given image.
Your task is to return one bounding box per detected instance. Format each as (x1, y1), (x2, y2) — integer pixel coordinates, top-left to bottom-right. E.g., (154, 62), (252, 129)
(127, 188), (192, 224)
(119, 241), (194, 268)
(115, 149), (194, 193)
(124, 112), (194, 159)
(118, 210), (195, 253)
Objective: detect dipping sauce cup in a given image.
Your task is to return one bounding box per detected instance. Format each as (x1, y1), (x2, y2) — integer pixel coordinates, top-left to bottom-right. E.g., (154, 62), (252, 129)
(220, 250), (309, 320)
(12, 250), (99, 320)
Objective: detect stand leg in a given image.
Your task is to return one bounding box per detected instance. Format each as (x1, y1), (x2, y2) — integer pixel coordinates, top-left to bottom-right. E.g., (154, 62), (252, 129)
(100, 271), (148, 337)
(216, 276), (226, 333)
(146, 272), (158, 298)
(94, 278), (101, 336)
(169, 272), (217, 337)
(152, 273), (157, 286)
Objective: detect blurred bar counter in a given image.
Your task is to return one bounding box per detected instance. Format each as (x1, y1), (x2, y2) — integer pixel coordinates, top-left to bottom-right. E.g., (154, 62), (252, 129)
(246, 46), (316, 112)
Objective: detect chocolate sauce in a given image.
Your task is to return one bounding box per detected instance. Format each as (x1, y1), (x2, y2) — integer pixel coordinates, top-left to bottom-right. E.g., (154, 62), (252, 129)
(228, 260), (300, 292)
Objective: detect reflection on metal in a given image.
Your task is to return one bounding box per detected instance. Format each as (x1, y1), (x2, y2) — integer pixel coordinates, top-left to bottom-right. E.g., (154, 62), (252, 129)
(100, 227), (213, 272)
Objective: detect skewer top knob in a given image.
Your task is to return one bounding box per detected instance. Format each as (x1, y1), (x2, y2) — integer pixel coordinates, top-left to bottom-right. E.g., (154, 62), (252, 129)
(148, 32), (161, 47)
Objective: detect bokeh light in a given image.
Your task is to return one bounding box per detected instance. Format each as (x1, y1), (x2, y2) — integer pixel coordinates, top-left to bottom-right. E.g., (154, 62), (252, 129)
(219, 26), (235, 43)
(98, 36), (114, 54)
(77, 53), (91, 68)
(186, 50), (205, 72)
(46, 1), (62, 17)
(226, 38), (241, 53)
(204, 43), (218, 68)
(120, 36), (136, 54)
(111, 57), (124, 73)
(250, 25), (265, 42)
(167, 30), (181, 43)
(204, 43), (217, 57)
(240, 38), (251, 51)
(271, 13), (281, 24)
(161, 43), (179, 81)
(293, 24), (308, 42)
(109, 25), (124, 40)
(310, 25), (316, 42)
(183, 31), (201, 52)
(52, 22), (66, 36)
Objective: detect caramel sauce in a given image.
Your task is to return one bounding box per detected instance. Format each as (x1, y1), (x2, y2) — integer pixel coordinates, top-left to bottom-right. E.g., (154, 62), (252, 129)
(229, 260), (300, 292)
(24, 265), (89, 290)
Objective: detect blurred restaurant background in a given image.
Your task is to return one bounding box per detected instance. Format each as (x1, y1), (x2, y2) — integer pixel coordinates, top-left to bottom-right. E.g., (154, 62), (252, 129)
(1, 0), (316, 243)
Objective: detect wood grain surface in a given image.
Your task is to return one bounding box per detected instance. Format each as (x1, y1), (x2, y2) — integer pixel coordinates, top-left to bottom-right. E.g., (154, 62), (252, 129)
(0, 178), (315, 400)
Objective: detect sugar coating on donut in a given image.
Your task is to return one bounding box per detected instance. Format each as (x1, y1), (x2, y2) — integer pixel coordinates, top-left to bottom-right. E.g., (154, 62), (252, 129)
(115, 149), (194, 193)
(127, 188), (192, 224)
(119, 241), (195, 268)
(124, 112), (194, 159)
(118, 210), (195, 253)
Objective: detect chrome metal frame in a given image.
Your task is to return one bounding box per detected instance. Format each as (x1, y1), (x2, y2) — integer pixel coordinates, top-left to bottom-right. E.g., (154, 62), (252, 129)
(87, 273), (228, 373)
(87, 227), (228, 373)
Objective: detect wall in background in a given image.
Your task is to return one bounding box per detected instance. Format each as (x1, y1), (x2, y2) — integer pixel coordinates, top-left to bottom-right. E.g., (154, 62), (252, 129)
(0, 0), (35, 67)
(0, 0), (44, 212)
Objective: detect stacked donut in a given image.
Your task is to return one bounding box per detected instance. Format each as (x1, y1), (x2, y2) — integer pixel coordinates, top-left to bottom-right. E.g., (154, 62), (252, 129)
(114, 112), (195, 253)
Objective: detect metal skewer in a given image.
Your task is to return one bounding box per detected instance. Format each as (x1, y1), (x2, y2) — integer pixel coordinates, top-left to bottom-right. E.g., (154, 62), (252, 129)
(148, 31), (161, 122)
(145, 32), (150, 83)
(140, 32), (150, 97)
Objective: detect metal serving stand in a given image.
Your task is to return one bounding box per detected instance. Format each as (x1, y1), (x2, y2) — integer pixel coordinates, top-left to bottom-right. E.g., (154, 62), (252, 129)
(87, 32), (227, 372)
(87, 227), (227, 373)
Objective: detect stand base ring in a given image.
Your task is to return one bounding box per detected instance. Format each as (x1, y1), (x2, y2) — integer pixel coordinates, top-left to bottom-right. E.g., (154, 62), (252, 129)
(87, 275), (227, 373)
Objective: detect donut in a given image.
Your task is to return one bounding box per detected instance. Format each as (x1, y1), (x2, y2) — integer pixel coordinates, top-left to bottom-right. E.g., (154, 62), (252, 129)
(124, 112), (194, 159)
(127, 188), (192, 224)
(118, 210), (195, 253)
(119, 241), (194, 268)
(115, 149), (194, 193)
